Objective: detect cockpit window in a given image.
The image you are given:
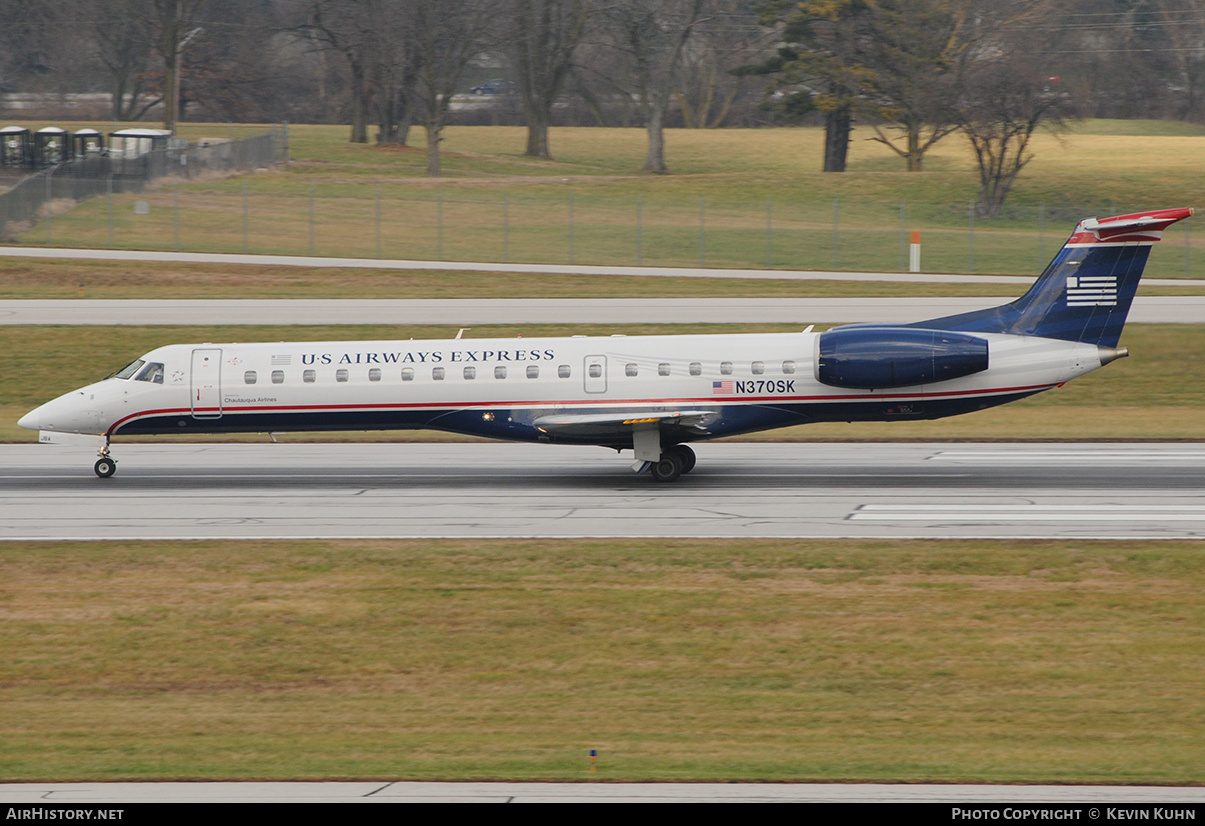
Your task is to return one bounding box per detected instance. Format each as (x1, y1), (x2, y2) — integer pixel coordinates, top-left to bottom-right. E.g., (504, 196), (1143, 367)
(114, 359), (145, 380)
(134, 362), (165, 384)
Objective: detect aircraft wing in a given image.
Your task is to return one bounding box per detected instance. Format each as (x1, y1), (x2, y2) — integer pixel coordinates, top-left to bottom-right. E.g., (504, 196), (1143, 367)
(533, 409), (719, 438)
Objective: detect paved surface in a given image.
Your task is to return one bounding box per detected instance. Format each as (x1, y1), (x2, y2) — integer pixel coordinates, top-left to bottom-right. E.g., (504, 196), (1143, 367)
(0, 246), (1038, 283)
(5, 443), (1203, 541)
(2, 781), (1204, 803)
(2, 244), (1202, 287)
(4, 295), (1205, 325)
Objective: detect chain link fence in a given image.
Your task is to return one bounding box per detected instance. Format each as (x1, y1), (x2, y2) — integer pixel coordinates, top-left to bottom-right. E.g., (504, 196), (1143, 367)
(0, 126), (286, 241)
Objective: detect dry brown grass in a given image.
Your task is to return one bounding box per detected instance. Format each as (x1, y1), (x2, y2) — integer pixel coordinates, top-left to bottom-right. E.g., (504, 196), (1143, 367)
(1, 538), (1202, 782)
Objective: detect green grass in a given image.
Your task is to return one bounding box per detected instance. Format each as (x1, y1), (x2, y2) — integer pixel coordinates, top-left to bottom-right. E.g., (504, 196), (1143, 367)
(2, 538), (1203, 782)
(7, 121), (1205, 277)
(5, 323), (1203, 443)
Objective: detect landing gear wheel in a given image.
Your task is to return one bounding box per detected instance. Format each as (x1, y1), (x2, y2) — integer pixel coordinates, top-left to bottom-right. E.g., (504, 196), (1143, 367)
(650, 453), (683, 483)
(666, 445), (696, 474)
(94, 457), (116, 478)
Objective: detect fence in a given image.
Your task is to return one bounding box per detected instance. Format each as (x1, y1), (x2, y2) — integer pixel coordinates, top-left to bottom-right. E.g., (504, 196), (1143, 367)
(0, 127), (286, 240)
(3, 165), (1200, 278)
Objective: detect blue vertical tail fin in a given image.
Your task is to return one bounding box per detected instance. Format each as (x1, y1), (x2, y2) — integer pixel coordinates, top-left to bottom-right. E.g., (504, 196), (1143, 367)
(913, 208), (1193, 347)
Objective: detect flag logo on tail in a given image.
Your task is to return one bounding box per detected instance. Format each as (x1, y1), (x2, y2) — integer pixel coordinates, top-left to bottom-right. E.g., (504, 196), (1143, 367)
(1066, 275), (1118, 306)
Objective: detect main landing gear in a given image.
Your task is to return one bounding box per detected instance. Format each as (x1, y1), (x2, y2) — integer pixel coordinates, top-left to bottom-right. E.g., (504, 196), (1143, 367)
(94, 441), (116, 478)
(650, 444), (696, 483)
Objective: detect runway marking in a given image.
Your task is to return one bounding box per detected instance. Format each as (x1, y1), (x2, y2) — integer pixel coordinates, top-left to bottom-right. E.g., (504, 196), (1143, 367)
(852, 503), (1205, 521)
(929, 450), (1205, 463)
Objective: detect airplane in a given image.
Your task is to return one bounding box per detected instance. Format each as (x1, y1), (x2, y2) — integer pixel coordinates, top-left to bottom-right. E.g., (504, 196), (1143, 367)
(18, 207), (1192, 482)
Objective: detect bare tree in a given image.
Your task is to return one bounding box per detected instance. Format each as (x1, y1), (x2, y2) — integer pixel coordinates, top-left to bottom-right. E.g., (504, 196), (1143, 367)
(604, 0), (708, 173)
(955, 53), (1070, 217)
(863, 0), (971, 172)
(673, 1), (768, 129)
(152, 0), (208, 132)
(297, 0), (379, 143)
(75, 0), (160, 120)
(410, 0), (492, 176)
(509, 0), (592, 158)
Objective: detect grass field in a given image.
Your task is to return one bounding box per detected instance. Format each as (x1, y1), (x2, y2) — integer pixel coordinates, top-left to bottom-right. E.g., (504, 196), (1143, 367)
(4, 323), (1203, 444)
(3, 119), (1204, 786)
(2, 538), (1202, 782)
(3, 257), (1205, 300)
(6, 120), (1205, 277)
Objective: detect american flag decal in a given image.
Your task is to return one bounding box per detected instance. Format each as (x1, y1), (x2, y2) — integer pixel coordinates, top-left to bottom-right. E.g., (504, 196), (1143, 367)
(271, 355), (292, 365)
(1066, 274), (1118, 306)
(712, 380), (733, 395)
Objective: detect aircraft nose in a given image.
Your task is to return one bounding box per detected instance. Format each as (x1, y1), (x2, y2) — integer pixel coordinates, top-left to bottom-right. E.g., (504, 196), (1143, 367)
(17, 408), (39, 430)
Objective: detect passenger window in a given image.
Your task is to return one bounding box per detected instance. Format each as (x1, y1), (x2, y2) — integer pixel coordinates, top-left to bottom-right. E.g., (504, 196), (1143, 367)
(303, 369), (316, 383)
(625, 363), (638, 377)
(782, 361), (796, 374)
(752, 361), (765, 375)
(271, 370), (284, 384)
(658, 363), (670, 376)
(558, 365), (571, 378)
(689, 362), (702, 376)
(720, 362), (733, 375)
(527, 365), (539, 379)
(433, 367), (445, 380)
(463, 366), (476, 380)
(495, 366), (506, 379)
(336, 369), (349, 382)
(589, 364), (601, 378)
(402, 367), (414, 382)
(369, 368), (381, 382)
(244, 370), (257, 384)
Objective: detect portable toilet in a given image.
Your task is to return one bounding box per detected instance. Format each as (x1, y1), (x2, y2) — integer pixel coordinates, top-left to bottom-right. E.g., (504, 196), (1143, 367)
(35, 126), (70, 166)
(108, 128), (170, 159)
(72, 128), (104, 156)
(0, 126), (33, 168)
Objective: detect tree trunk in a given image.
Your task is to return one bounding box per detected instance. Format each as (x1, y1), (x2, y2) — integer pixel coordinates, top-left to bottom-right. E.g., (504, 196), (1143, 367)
(163, 50), (178, 132)
(349, 62), (369, 144)
(525, 111), (551, 158)
(823, 106), (851, 172)
(906, 127), (922, 172)
(644, 107), (667, 174)
(426, 122), (441, 177)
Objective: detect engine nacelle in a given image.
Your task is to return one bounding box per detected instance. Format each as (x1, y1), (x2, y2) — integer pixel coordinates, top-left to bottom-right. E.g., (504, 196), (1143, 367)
(816, 327), (989, 389)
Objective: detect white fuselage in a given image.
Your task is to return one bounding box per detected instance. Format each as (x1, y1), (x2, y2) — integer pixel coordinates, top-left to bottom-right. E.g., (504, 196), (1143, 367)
(20, 330), (1107, 446)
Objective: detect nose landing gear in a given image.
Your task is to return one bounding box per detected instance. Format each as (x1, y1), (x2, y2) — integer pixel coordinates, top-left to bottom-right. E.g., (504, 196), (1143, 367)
(94, 441), (116, 478)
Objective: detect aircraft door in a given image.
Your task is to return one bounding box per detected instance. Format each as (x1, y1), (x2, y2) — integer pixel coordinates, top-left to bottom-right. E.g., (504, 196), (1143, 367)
(584, 355), (607, 394)
(191, 348), (223, 419)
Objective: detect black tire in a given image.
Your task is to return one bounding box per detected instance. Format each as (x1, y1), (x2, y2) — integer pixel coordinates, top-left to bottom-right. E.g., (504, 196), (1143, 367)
(650, 453), (683, 483)
(667, 444), (696, 474)
(94, 457), (116, 478)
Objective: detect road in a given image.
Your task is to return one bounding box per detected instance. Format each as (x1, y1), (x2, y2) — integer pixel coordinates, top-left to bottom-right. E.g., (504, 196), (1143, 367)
(5, 442), (1202, 541)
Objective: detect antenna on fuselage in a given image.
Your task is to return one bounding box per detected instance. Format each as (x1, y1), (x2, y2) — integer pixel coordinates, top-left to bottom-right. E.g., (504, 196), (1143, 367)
(456, 328), (470, 340)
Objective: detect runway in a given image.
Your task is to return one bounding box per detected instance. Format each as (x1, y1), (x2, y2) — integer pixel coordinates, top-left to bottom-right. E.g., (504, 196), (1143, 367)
(3, 295), (1205, 325)
(5, 442), (1203, 540)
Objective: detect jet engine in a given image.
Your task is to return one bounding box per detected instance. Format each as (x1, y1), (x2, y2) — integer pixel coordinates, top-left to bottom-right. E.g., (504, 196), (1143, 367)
(816, 327), (989, 389)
